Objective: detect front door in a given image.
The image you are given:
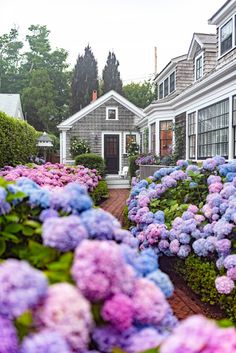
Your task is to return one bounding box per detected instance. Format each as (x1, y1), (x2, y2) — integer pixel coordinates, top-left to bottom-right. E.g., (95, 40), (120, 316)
(104, 134), (119, 174)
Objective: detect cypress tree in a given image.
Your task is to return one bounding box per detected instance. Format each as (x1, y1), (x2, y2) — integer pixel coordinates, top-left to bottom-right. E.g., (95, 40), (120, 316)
(102, 51), (123, 94)
(70, 45), (98, 114)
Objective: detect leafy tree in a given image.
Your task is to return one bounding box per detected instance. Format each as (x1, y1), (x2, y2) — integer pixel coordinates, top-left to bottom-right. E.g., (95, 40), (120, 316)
(102, 51), (123, 94)
(70, 45), (98, 114)
(22, 69), (57, 132)
(123, 81), (156, 108)
(0, 28), (23, 93)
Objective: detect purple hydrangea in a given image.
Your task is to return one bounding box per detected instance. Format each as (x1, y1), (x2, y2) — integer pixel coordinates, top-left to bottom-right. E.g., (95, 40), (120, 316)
(125, 327), (164, 353)
(227, 267), (236, 280)
(0, 259), (48, 319)
(0, 315), (18, 353)
(215, 276), (234, 294)
(20, 331), (71, 353)
(42, 215), (88, 251)
(224, 254), (236, 269)
(39, 209), (59, 222)
(0, 186), (11, 215)
(72, 240), (135, 301)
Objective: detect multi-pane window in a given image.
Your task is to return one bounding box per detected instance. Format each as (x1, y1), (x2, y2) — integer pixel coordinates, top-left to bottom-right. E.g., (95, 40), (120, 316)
(220, 19), (233, 55)
(159, 83), (163, 99)
(125, 134), (136, 154)
(169, 72), (175, 93)
(188, 112), (196, 159)
(198, 99), (229, 158)
(233, 96), (236, 157)
(106, 107), (118, 120)
(195, 55), (203, 80)
(164, 78), (169, 97)
(160, 120), (173, 157)
(150, 123), (156, 153)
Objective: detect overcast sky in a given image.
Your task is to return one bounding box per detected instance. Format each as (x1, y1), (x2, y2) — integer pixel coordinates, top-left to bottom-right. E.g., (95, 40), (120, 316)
(2, 0), (225, 82)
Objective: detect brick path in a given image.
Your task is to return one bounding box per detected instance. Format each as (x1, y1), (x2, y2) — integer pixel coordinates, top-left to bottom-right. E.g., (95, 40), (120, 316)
(100, 189), (223, 321)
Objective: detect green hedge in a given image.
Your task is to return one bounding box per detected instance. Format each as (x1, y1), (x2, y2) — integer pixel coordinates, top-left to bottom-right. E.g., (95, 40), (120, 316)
(0, 111), (38, 167)
(174, 255), (236, 322)
(90, 180), (109, 205)
(128, 155), (139, 179)
(75, 153), (106, 177)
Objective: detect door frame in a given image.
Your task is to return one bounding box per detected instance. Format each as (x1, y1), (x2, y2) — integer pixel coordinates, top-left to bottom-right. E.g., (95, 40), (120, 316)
(102, 132), (122, 174)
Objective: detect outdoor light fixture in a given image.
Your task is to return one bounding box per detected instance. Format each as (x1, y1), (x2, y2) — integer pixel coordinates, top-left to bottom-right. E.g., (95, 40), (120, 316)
(36, 132), (53, 161)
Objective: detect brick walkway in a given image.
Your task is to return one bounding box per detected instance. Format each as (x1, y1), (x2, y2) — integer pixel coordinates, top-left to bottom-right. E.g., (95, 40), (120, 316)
(100, 189), (223, 321)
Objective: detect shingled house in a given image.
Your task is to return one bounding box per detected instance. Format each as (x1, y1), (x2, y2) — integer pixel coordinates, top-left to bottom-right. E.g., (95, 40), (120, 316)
(139, 0), (236, 160)
(58, 90), (144, 174)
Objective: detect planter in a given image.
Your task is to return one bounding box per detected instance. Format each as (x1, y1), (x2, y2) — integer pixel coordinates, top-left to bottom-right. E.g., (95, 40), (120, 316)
(139, 164), (175, 179)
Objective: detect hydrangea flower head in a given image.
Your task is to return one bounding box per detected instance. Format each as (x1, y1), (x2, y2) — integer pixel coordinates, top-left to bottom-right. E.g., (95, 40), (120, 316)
(0, 315), (18, 353)
(20, 331), (71, 353)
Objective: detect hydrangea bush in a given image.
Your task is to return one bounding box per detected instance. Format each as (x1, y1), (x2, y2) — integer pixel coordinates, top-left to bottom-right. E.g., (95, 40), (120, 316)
(127, 156), (236, 295)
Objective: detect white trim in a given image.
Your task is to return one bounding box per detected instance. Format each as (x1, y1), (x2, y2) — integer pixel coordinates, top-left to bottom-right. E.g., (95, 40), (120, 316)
(60, 133), (63, 163)
(229, 96), (234, 159)
(123, 132), (139, 154)
(158, 118), (174, 157)
(62, 131), (67, 164)
(102, 132), (122, 174)
(58, 90), (144, 129)
(208, 0), (236, 26)
(195, 52), (203, 81)
(106, 106), (118, 120)
(218, 14), (235, 59)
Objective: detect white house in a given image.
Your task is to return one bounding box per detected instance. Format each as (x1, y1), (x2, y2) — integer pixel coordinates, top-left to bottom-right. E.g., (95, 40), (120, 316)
(140, 0), (236, 160)
(0, 94), (24, 120)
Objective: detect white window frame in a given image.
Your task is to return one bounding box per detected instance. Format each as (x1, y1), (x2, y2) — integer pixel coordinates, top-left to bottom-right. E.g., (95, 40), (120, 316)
(123, 132), (139, 154)
(169, 71), (176, 93)
(106, 106), (118, 120)
(195, 53), (203, 81)
(218, 13), (236, 59)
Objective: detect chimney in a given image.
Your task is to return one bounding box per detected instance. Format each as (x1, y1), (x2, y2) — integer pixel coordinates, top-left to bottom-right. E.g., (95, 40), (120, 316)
(92, 90), (97, 102)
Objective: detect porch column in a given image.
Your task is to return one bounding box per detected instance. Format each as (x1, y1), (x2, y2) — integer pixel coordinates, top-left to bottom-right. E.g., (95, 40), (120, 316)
(228, 96), (233, 160)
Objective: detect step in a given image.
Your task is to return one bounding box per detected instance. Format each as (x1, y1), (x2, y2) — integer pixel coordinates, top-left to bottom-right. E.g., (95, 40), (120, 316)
(105, 176), (130, 189)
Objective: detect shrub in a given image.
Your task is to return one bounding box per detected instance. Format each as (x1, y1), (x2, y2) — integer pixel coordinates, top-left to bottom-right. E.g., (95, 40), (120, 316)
(127, 141), (139, 157)
(90, 180), (109, 205)
(0, 111), (38, 167)
(128, 155), (139, 179)
(70, 137), (90, 158)
(75, 153), (106, 176)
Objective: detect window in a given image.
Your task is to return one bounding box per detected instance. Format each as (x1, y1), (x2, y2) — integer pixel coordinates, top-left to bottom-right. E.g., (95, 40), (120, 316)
(106, 107), (118, 120)
(160, 120), (173, 157)
(233, 96), (236, 157)
(159, 83), (163, 99)
(188, 112), (196, 159)
(170, 72), (175, 93)
(198, 99), (229, 159)
(125, 133), (137, 154)
(220, 18), (233, 55)
(150, 123), (156, 153)
(195, 54), (203, 80)
(164, 78), (169, 97)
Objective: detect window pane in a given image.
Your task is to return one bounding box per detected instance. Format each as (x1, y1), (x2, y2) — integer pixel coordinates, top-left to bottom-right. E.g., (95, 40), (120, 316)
(151, 123), (156, 153)
(196, 56), (203, 80)
(170, 72), (175, 93)
(198, 99), (229, 159)
(164, 78), (169, 97)
(126, 134), (136, 153)
(220, 19), (233, 55)
(108, 109), (117, 119)
(159, 83), (163, 99)
(159, 120), (173, 157)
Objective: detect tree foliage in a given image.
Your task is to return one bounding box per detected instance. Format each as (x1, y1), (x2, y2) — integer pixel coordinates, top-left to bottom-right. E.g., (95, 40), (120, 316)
(102, 51), (123, 94)
(123, 81), (156, 108)
(70, 45), (98, 114)
(0, 25), (70, 134)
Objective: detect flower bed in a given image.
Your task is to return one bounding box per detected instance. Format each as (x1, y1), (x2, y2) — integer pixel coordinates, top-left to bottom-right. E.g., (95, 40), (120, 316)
(127, 156), (236, 298)
(0, 173), (236, 352)
(0, 163), (100, 192)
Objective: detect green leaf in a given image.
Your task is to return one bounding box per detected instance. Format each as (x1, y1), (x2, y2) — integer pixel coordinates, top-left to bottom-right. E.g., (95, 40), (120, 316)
(7, 191), (26, 201)
(1, 231), (20, 243)
(4, 214), (20, 223)
(22, 226), (34, 236)
(15, 311), (32, 340)
(217, 319), (234, 328)
(4, 223), (23, 233)
(0, 238), (6, 256)
(23, 220), (41, 228)
(112, 348), (126, 353)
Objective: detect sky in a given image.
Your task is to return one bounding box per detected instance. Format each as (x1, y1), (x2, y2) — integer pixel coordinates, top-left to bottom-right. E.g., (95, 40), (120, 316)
(1, 0), (225, 83)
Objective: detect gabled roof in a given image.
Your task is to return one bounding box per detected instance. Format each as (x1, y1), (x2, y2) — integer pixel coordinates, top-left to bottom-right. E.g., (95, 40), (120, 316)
(0, 93), (24, 119)
(208, 0), (236, 25)
(58, 90), (145, 130)
(188, 33), (217, 59)
(154, 54), (187, 82)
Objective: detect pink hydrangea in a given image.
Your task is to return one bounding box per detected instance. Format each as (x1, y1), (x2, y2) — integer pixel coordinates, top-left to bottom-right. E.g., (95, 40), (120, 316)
(227, 267), (236, 280)
(33, 283), (93, 352)
(215, 276), (234, 294)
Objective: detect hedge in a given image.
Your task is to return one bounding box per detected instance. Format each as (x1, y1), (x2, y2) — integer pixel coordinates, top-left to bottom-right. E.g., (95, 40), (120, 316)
(0, 111), (38, 167)
(173, 255), (236, 322)
(90, 180), (109, 205)
(75, 153), (106, 177)
(128, 155), (139, 179)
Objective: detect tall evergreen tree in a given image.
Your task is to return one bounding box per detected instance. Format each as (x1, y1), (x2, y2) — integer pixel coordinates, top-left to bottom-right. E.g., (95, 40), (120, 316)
(102, 51), (123, 94)
(70, 45), (98, 114)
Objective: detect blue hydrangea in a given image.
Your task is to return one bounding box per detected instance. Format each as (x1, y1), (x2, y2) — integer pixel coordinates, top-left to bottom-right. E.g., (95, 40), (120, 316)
(20, 331), (71, 353)
(147, 269), (174, 298)
(121, 245), (158, 276)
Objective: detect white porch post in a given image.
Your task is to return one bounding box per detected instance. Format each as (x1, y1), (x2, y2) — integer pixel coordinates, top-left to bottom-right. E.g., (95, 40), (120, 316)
(60, 132), (63, 163)
(62, 130), (67, 164)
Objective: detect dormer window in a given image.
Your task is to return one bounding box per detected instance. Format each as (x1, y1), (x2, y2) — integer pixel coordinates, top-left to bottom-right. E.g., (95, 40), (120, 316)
(195, 54), (203, 80)
(106, 107), (118, 120)
(169, 72), (175, 93)
(164, 78), (169, 97)
(220, 18), (233, 55)
(158, 70), (176, 100)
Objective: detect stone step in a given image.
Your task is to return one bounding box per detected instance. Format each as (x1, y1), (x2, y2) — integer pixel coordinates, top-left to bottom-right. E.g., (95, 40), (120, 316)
(105, 177), (130, 189)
